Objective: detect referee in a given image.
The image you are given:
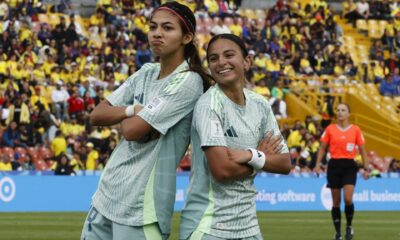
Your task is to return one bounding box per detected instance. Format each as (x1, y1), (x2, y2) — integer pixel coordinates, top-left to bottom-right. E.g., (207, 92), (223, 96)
(315, 103), (370, 240)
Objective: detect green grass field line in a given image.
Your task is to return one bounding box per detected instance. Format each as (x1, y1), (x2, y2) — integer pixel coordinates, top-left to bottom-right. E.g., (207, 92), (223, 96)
(0, 212), (399, 240)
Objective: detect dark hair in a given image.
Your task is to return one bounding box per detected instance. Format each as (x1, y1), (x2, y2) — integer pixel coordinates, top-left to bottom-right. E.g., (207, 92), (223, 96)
(339, 103), (351, 113)
(154, 1), (211, 92)
(206, 33), (248, 60)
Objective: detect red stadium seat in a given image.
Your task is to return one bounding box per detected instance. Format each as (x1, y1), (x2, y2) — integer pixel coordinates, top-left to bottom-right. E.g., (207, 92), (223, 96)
(16, 153), (28, 164)
(38, 147), (54, 161)
(14, 147), (27, 155)
(34, 160), (47, 171)
(2, 147), (14, 158)
(27, 147), (39, 160)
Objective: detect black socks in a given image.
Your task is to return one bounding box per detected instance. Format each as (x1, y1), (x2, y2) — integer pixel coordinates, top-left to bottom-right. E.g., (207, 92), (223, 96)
(331, 207), (341, 234)
(345, 204), (354, 227)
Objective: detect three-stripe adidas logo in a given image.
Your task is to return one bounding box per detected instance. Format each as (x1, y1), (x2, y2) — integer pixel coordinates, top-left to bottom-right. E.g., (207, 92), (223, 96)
(224, 126), (238, 137)
(134, 93), (144, 104)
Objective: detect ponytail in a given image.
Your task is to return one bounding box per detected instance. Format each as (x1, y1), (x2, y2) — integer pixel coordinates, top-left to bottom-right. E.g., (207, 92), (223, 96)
(185, 42), (213, 92)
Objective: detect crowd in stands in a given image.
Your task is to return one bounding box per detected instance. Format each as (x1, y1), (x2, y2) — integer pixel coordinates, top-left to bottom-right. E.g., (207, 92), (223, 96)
(343, 0), (400, 96)
(0, 0), (398, 175)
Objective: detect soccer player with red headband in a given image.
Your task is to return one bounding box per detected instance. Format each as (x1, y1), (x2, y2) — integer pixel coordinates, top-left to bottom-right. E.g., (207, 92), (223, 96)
(80, 2), (211, 239)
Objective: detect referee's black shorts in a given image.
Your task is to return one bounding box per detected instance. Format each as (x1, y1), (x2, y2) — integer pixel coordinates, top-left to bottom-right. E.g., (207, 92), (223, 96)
(327, 159), (358, 188)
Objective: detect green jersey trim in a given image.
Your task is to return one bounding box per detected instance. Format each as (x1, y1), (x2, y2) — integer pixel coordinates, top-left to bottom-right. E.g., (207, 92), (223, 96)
(164, 72), (191, 94)
(195, 181), (215, 234)
(143, 162), (157, 224)
(210, 87), (224, 115)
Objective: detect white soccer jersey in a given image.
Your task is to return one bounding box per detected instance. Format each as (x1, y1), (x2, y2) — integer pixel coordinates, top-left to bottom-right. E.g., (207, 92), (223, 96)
(92, 61), (203, 235)
(180, 85), (288, 239)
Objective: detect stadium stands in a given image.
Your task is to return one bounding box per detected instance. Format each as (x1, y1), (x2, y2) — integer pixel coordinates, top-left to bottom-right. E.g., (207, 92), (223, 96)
(0, 0), (398, 175)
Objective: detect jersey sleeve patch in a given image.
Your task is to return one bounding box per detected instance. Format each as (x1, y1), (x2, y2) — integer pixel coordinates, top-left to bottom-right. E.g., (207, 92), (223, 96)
(210, 119), (224, 138)
(145, 97), (165, 113)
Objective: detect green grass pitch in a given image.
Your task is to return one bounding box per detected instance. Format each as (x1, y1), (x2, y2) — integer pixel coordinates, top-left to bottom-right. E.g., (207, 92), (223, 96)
(0, 212), (399, 240)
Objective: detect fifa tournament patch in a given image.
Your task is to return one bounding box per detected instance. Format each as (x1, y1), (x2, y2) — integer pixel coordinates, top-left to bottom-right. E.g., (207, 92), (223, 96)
(146, 97), (165, 113)
(210, 120), (224, 138)
(346, 143), (355, 152)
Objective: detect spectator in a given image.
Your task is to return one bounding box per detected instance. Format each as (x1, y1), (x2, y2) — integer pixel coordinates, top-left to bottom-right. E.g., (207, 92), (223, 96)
(0, 0), (9, 21)
(210, 17), (231, 35)
(229, 16), (243, 37)
(266, 54), (281, 82)
(300, 52), (313, 74)
(6, 95), (30, 126)
(70, 153), (85, 171)
(20, 153), (35, 171)
(385, 52), (399, 73)
(0, 154), (12, 171)
(83, 90), (96, 112)
(2, 121), (22, 147)
(51, 81), (69, 120)
(67, 87), (84, 118)
(51, 130), (67, 158)
(271, 78), (288, 100)
(254, 79), (270, 99)
(280, 122), (291, 140)
(18, 124), (30, 147)
(134, 42), (152, 70)
(37, 102), (58, 143)
(380, 74), (399, 96)
(253, 34), (267, 53)
(85, 142), (99, 170)
(269, 97), (287, 119)
(54, 153), (75, 176)
(357, 60), (371, 83)
(388, 158), (400, 172)
(343, 0), (358, 25)
(79, 80), (96, 98)
(374, 60), (389, 84)
(30, 85), (49, 110)
(356, 0), (370, 20)
(305, 115), (317, 135)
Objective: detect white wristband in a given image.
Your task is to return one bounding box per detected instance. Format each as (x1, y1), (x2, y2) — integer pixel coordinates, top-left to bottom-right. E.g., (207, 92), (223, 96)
(125, 105), (135, 117)
(247, 148), (266, 170)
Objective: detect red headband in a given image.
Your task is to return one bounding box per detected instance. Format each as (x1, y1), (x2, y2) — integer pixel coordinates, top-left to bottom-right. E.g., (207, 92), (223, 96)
(157, 7), (192, 33)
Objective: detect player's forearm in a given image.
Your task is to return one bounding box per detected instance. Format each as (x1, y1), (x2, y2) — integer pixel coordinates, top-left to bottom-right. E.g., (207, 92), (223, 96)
(120, 116), (154, 141)
(216, 163), (253, 181)
(261, 153), (291, 174)
(206, 147), (253, 182)
(90, 101), (127, 126)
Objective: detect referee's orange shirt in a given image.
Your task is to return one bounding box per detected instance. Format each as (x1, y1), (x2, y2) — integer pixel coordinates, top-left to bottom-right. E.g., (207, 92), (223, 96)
(320, 124), (365, 159)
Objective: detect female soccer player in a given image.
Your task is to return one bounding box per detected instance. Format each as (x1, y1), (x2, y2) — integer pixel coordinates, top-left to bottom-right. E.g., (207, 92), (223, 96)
(81, 2), (210, 239)
(180, 34), (291, 240)
(315, 103), (370, 240)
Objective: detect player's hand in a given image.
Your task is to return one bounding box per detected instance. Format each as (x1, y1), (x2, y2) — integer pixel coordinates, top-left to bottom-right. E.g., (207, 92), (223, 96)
(227, 148), (252, 164)
(257, 132), (282, 154)
(134, 105), (143, 115)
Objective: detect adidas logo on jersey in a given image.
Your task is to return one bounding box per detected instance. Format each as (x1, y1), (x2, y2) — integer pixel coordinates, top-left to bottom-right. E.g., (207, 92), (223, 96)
(224, 126), (238, 137)
(134, 93), (144, 104)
